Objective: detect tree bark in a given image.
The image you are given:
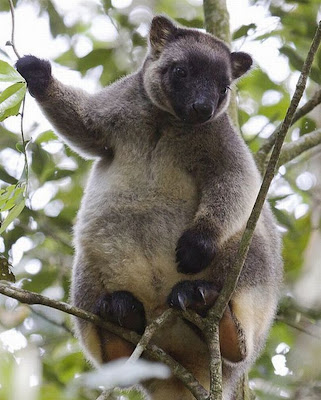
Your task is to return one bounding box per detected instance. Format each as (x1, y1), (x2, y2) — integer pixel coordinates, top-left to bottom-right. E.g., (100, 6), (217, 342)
(203, 0), (239, 128)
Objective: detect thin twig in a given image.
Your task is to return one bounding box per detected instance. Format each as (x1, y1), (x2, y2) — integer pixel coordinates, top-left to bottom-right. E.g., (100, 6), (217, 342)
(7, 0), (29, 190)
(278, 128), (321, 166)
(292, 88), (321, 124)
(276, 315), (321, 339)
(7, 0), (21, 59)
(127, 309), (173, 363)
(126, 307), (205, 364)
(30, 306), (73, 334)
(19, 97), (29, 190)
(0, 282), (208, 400)
(280, 296), (321, 320)
(255, 88), (321, 172)
(96, 389), (113, 400)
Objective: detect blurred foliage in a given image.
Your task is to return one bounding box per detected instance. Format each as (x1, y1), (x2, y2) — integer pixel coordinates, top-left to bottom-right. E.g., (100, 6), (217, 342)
(0, 0), (321, 399)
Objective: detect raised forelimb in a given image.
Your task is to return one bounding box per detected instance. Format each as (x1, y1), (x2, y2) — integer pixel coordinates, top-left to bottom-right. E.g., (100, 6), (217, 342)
(16, 55), (113, 158)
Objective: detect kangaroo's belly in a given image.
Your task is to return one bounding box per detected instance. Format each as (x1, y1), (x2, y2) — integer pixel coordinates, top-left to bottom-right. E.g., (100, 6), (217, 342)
(73, 159), (200, 312)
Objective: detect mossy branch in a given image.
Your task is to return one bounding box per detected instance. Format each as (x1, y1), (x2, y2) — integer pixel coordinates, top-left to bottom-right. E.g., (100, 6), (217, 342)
(203, 0), (231, 44)
(203, 0), (238, 128)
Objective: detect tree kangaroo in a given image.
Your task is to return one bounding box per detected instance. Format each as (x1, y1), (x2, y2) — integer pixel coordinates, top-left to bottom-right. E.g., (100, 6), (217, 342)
(16, 15), (283, 400)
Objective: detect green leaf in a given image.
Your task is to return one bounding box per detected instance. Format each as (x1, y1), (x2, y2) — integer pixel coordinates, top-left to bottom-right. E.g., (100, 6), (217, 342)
(47, 0), (68, 38)
(176, 18), (204, 29)
(46, 169), (73, 181)
(0, 184), (15, 209)
(283, 213), (311, 281)
(280, 46), (321, 84)
(0, 60), (24, 83)
(273, 208), (294, 229)
(30, 143), (55, 183)
(0, 82), (26, 121)
(54, 48), (77, 68)
(102, 0), (112, 13)
(78, 49), (113, 73)
(36, 130), (57, 144)
(0, 184), (25, 212)
(0, 198), (25, 234)
(233, 23), (256, 40)
(0, 167), (17, 185)
(15, 140), (30, 154)
(299, 117), (316, 135)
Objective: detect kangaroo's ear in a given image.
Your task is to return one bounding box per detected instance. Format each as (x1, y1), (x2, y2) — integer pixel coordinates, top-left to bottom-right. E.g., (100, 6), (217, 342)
(230, 52), (253, 79)
(149, 16), (177, 56)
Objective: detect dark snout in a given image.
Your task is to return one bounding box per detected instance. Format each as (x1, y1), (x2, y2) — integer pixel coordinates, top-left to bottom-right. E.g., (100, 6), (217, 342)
(192, 100), (215, 123)
(171, 92), (220, 125)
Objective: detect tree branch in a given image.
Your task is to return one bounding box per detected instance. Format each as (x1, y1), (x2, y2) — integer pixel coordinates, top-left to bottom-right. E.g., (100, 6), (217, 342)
(0, 282), (209, 400)
(7, 0), (21, 59)
(276, 315), (321, 339)
(280, 296), (321, 320)
(203, 0), (238, 128)
(278, 128), (321, 166)
(205, 322), (223, 400)
(292, 88), (321, 123)
(202, 2), (234, 398)
(255, 88), (321, 172)
(29, 306), (73, 334)
(96, 390), (112, 400)
(203, 0), (231, 44)
(127, 309), (174, 364)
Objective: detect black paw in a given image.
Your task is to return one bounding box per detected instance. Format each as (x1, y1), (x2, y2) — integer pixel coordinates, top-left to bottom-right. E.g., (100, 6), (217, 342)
(96, 291), (146, 334)
(16, 55), (52, 97)
(176, 228), (216, 274)
(168, 280), (219, 317)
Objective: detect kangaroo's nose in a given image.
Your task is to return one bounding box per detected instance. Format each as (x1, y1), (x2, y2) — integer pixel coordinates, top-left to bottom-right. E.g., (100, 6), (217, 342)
(192, 101), (214, 122)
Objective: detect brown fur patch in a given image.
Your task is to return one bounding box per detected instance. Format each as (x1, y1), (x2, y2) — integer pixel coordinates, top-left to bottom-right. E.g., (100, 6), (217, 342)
(100, 332), (134, 362)
(220, 306), (245, 362)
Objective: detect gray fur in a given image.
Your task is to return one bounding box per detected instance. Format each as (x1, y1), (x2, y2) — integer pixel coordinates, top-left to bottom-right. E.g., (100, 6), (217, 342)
(17, 16), (282, 400)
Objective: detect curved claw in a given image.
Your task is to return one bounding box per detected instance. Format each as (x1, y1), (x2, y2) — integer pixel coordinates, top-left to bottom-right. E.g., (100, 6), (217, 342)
(198, 287), (207, 305)
(178, 294), (187, 311)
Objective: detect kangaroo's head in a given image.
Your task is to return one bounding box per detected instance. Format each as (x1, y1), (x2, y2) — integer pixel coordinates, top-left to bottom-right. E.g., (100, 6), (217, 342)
(143, 16), (252, 125)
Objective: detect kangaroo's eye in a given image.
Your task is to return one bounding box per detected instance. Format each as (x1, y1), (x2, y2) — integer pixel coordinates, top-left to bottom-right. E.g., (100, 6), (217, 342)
(220, 86), (230, 95)
(174, 67), (187, 78)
